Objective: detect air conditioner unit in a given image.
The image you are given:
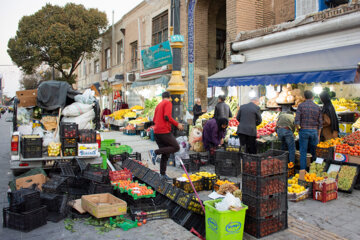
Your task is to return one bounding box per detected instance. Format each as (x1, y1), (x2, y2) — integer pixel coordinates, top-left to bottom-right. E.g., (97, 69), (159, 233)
(126, 73), (135, 82)
(135, 73), (140, 80)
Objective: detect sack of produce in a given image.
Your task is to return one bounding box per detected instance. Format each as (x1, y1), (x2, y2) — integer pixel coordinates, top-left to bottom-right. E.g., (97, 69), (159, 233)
(62, 109), (95, 129)
(62, 102), (93, 117)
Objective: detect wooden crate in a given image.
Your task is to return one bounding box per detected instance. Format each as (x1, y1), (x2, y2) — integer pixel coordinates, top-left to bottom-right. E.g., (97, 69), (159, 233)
(81, 193), (127, 218)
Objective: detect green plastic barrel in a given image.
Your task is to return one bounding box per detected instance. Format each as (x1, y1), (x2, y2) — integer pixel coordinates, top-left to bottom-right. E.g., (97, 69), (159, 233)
(204, 199), (248, 240)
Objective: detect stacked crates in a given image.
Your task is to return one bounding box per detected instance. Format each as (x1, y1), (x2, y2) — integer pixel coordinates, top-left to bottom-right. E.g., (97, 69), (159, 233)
(21, 135), (42, 158)
(241, 149), (288, 238)
(214, 149), (241, 177)
(60, 123), (78, 156)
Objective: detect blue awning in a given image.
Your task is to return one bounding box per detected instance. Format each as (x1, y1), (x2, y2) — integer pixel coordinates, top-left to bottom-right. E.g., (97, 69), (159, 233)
(131, 75), (169, 88)
(208, 44), (360, 87)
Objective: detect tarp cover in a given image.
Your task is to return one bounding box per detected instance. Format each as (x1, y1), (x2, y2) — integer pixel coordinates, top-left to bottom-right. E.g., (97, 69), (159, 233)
(208, 44), (360, 87)
(37, 80), (79, 110)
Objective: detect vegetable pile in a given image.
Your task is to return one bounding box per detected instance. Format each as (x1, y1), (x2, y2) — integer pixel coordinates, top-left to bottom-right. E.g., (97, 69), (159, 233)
(335, 144), (360, 156)
(257, 122), (276, 138)
(343, 131), (360, 146)
(309, 162), (326, 176)
(338, 166), (357, 191)
(244, 178), (285, 197)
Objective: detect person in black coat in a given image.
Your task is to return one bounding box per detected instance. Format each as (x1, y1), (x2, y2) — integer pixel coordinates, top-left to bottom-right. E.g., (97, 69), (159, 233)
(214, 95), (232, 120)
(236, 98), (262, 154)
(193, 98), (203, 125)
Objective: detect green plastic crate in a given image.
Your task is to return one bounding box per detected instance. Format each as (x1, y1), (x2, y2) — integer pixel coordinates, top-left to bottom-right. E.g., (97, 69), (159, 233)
(100, 139), (116, 151)
(109, 216), (138, 231)
(106, 145), (133, 157)
(100, 153), (107, 170)
(204, 199), (248, 240)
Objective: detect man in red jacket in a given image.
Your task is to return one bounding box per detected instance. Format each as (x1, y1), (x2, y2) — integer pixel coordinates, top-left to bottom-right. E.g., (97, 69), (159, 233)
(149, 91), (184, 180)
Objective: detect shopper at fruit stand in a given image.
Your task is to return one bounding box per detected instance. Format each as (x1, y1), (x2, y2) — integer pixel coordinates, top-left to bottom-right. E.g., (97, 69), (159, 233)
(236, 98), (262, 154)
(149, 91), (184, 181)
(214, 95), (232, 120)
(319, 91), (339, 141)
(295, 90), (323, 170)
(276, 111), (296, 163)
(192, 98), (204, 125)
(202, 117), (229, 164)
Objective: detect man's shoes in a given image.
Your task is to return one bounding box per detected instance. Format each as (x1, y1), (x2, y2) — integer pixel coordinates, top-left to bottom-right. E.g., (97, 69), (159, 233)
(161, 174), (172, 181)
(148, 150), (158, 165)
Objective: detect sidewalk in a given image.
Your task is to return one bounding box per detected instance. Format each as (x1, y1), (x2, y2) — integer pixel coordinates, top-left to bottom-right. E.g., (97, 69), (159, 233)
(102, 131), (360, 240)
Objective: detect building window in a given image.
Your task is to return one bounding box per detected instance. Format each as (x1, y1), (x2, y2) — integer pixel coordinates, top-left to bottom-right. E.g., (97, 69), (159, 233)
(130, 41), (138, 70)
(117, 40), (123, 64)
(216, 29), (226, 71)
(94, 60), (100, 73)
(105, 48), (111, 69)
(152, 11), (168, 45)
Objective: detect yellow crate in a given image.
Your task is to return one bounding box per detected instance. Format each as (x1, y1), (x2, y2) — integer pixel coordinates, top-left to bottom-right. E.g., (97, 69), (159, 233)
(81, 193), (127, 218)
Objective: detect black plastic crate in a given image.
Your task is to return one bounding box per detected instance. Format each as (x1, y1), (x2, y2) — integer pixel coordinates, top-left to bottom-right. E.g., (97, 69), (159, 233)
(46, 194), (68, 223)
(183, 212), (205, 237)
(142, 170), (157, 185)
(59, 163), (76, 177)
(126, 160), (138, 172)
(182, 157), (201, 173)
(61, 138), (77, 148)
(66, 187), (89, 198)
(171, 205), (192, 226)
(21, 135), (42, 158)
(201, 175), (218, 191)
(78, 129), (96, 143)
(3, 206), (47, 232)
(75, 158), (87, 173)
(9, 189), (41, 213)
(114, 190), (155, 206)
(242, 149), (288, 177)
(122, 157), (132, 169)
(156, 181), (171, 195)
(215, 149), (241, 166)
(40, 193), (64, 212)
(338, 112), (355, 122)
(132, 164), (149, 180)
(109, 154), (123, 163)
(60, 122), (78, 138)
(188, 195), (204, 215)
(63, 147), (77, 157)
(42, 175), (69, 193)
(243, 193), (287, 218)
(149, 173), (162, 190)
(316, 147), (334, 161)
(165, 184), (180, 201)
(173, 178), (204, 193)
(245, 212), (288, 238)
(242, 173), (287, 197)
(88, 181), (113, 194)
(130, 204), (169, 221)
(175, 190), (192, 209)
(129, 152), (142, 160)
(215, 160), (241, 177)
(83, 165), (109, 183)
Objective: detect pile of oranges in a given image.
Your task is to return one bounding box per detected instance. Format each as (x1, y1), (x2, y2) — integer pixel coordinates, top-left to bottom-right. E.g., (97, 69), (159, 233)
(317, 138), (343, 148)
(335, 144), (360, 156)
(304, 173), (324, 182)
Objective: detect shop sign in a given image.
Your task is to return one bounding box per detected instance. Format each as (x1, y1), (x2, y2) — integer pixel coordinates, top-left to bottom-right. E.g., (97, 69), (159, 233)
(187, 0), (196, 111)
(141, 41), (173, 70)
(171, 35), (184, 43)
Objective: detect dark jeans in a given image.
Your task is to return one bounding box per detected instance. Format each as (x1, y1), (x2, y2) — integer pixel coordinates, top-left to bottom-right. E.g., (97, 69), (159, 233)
(154, 133), (180, 175)
(277, 128), (295, 163)
(299, 129), (318, 170)
(238, 134), (257, 154)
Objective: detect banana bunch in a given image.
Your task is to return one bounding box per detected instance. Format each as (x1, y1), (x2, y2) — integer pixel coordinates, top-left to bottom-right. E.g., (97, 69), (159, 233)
(109, 109), (132, 120)
(332, 98), (357, 112)
(196, 172), (216, 178)
(128, 117), (149, 125)
(124, 111), (137, 118)
(130, 105), (144, 110)
(181, 174), (202, 182)
(199, 111), (214, 120)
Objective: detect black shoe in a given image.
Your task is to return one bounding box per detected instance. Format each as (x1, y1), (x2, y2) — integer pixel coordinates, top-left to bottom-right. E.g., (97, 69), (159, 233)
(161, 174), (172, 181)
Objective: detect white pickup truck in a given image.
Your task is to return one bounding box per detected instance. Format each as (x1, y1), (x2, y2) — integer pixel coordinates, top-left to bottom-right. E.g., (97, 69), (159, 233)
(9, 97), (103, 175)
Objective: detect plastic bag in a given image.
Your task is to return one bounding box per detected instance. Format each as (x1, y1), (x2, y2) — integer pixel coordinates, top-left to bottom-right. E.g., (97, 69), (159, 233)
(18, 124), (32, 135)
(215, 192), (242, 211)
(42, 131), (59, 147)
(32, 127), (44, 138)
(62, 102), (93, 117)
(17, 108), (31, 125)
(185, 111), (193, 120)
(174, 137), (190, 159)
(74, 89), (96, 104)
(62, 109), (95, 129)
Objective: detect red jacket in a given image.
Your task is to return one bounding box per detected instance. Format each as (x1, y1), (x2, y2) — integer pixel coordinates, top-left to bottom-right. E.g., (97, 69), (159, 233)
(153, 99), (179, 134)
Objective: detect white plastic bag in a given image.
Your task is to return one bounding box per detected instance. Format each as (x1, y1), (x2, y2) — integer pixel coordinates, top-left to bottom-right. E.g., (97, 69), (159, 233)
(43, 131), (56, 147)
(62, 102), (93, 117)
(18, 124), (33, 135)
(215, 192), (242, 211)
(186, 111), (193, 120)
(62, 109), (95, 129)
(32, 127), (44, 138)
(17, 108), (31, 125)
(74, 89), (96, 104)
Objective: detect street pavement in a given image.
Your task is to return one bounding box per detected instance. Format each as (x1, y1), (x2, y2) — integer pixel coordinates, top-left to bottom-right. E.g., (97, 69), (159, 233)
(1, 116), (360, 239)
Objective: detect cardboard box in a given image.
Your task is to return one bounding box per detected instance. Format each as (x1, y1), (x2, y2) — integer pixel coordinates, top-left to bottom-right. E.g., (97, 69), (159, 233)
(15, 173), (47, 190)
(81, 193), (127, 218)
(78, 143), (99, 157)
(16, 90), (38, 107)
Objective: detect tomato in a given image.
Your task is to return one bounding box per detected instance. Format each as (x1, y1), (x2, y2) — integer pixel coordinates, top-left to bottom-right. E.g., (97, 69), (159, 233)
(142, 219), (147, 224)
(137, 222), (142, 227)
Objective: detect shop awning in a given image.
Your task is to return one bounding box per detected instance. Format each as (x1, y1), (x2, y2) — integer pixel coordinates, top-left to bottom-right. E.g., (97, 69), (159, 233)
(208, 44), (360, 87)
(131, 75), (170, 88)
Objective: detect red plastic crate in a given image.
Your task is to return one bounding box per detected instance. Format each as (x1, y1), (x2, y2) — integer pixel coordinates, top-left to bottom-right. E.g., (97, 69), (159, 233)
(313, 179), (338, 203)
(313, 190), (338, 203)
(109, 168), (133, 182)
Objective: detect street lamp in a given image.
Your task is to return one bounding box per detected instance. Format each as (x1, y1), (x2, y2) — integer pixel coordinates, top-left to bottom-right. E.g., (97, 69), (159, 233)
(166, 0), (187, 122)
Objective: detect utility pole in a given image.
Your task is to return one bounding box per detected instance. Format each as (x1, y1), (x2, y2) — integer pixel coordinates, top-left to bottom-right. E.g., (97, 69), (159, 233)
(167, 0), (187, 122)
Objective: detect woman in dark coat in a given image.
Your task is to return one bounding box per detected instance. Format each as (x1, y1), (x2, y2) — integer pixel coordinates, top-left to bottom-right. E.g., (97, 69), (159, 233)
(320, 91), (339, 140)
(202, 118), (228, 164)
